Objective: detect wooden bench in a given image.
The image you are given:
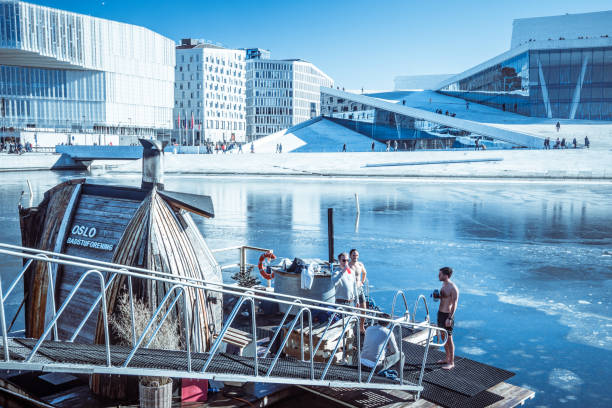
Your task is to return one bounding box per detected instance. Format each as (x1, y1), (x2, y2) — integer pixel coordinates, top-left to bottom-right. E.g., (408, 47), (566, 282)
(213, 327), (254, 356)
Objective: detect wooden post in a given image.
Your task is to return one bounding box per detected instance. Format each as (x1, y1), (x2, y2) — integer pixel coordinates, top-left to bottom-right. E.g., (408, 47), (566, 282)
(327, 208), (334, 263)
(240, 246), (246, 275)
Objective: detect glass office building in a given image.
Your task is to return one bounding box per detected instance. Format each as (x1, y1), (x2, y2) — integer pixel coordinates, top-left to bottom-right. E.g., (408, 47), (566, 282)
(0, 0), (175, 134)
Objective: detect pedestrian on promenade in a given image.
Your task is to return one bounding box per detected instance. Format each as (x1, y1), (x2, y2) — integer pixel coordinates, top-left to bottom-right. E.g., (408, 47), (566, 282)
(584, 136), (590, 148)
(561, 138), (566, 149)
(371, 141), (375, 152)
(238, 142), (243, 153)
(342, 143), (347, 152)
(250, 142), (255, 153)
(393, 140), (398, 151)
(475, 138), (479, 150)
(386, 141), (390, 152)
(556, 121), (561, 132)
(433, 267), (459, 370)
(572, 138), (577, 148)
(278, 143), (282, 153)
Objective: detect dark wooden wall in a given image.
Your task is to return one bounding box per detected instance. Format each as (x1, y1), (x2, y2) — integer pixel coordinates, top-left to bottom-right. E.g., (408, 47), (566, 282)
(56, 194), (141, 342)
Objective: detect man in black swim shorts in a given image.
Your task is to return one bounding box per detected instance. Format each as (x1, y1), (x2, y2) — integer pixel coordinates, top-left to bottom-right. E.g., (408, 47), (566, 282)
(435, 267), (459, 369)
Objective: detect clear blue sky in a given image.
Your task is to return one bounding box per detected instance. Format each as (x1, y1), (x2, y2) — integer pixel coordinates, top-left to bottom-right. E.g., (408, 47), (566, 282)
(30, 0), (612, 90)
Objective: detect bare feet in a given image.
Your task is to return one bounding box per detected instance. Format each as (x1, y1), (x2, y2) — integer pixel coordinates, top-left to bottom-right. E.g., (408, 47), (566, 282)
(436, 359), (448, 364)
(441, 363), (454, 370)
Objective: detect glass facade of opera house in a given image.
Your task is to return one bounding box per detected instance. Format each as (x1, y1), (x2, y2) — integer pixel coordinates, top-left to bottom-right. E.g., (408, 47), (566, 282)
(439, 47), (612, 121)
(0, 1), (174, 134)
(320, 91), (505, 150)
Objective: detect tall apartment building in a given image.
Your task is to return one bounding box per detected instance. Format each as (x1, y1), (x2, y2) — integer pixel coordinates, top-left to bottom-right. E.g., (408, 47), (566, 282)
(0, 0), (174, 146)
(245, 56), (333, 141)
(173, 39), (246, 144)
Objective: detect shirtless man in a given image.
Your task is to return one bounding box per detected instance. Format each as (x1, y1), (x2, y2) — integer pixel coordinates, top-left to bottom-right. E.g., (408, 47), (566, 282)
(435, 266), (459, 370)
(349, 249), (367, 333)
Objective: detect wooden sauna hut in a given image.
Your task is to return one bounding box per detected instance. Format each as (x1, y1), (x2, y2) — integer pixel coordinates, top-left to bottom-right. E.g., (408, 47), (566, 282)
(18, 139), (222, 398)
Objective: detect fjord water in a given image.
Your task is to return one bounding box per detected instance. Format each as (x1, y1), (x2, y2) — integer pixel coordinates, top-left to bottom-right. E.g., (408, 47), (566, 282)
(1, 171), (610, 407)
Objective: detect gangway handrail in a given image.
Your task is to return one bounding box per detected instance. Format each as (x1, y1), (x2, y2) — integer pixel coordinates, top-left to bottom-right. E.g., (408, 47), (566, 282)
(0, 245), (403, 326)
(123, 284), (191, 372)
(0, 243), (388, 320)
(1, 259), (34, 303)
(262, 299), (302, 358)
(365, 323), (405, 384)
(0, 243), (387, 320)
(264, 306), (314, 380)
(320, 315), (359, 381)
(202, 292), (258, 376)
(0, 243), (451, 395)
(25, 269), (111, 367)
(69, 272), (117, 342)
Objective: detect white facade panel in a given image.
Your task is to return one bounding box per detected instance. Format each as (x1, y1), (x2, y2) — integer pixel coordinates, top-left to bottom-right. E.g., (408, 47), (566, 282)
(511, 11), (612, 49)
(0, 0), (175, 133)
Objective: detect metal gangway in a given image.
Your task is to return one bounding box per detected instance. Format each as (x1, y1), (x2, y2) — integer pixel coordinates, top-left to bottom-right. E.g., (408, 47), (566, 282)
(0, 243), (446, 398)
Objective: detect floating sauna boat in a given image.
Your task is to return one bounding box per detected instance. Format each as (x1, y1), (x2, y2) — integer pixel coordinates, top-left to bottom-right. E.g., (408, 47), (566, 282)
(18, 139), (222, 370)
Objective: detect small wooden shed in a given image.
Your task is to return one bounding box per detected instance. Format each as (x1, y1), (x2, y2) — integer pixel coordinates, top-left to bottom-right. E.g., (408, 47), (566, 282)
(19, 140), (222, 397)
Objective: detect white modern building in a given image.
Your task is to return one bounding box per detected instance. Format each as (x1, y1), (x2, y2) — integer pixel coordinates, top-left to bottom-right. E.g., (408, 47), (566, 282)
(436, 10), (612, 120)
(245, 57), (333, 141)
(173, 38), (246, 144)
(0, 0), (175, 146)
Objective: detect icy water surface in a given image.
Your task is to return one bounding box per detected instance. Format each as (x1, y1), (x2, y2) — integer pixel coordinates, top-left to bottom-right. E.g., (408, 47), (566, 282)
(0, 171), (611, 407)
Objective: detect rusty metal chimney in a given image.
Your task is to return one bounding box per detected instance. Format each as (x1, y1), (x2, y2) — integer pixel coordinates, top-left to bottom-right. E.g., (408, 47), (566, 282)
(140, 139), (166, 190)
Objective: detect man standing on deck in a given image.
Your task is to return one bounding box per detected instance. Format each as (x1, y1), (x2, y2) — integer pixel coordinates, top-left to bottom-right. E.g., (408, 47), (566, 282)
(349, 249), (367, 334)
(333, 252), (356, 306)
(435, 266), (459, 370)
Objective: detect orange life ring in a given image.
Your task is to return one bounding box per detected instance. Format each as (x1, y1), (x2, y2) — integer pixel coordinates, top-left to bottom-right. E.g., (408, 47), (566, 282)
(258, 251), (276, 280)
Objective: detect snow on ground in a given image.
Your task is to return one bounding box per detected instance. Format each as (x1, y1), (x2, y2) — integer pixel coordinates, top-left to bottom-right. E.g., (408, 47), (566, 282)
(251, 125), (306, 153)
(4, 148), (610, 179)
(105, 148), (612, 179)
(252, 118), (385, 153)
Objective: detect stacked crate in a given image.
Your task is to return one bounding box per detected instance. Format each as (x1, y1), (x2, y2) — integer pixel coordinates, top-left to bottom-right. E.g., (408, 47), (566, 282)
(282, 319), (356, 363)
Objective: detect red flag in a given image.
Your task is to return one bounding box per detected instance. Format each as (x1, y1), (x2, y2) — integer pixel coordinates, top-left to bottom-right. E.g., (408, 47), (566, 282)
(177, 112), (180, 129)
(191, 112), (194, 129)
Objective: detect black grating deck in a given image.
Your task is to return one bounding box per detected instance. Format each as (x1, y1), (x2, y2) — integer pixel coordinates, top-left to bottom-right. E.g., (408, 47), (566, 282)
(401, 341), (514, 397)
(12, 338), (405, 386)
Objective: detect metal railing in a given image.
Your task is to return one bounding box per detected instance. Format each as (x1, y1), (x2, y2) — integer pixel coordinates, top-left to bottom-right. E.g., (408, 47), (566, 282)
(0, 243), (446, 394)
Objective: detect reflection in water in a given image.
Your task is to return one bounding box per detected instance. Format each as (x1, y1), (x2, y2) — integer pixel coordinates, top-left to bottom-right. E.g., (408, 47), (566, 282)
(0, 172), (610, 407)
